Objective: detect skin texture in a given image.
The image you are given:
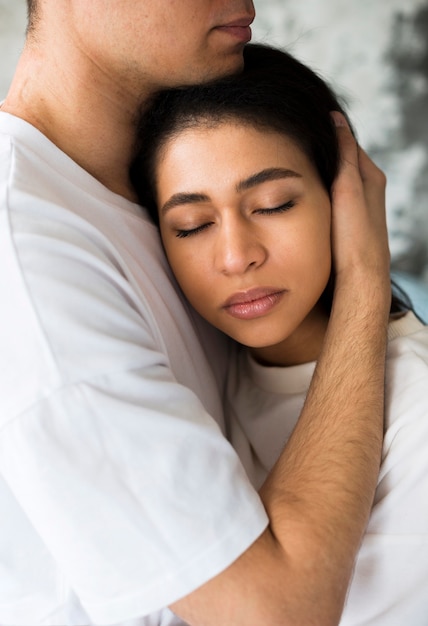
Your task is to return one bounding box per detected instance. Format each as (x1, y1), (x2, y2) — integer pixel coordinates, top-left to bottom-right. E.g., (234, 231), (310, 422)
(156, 122), (332, 366)
(3, 2), (391, 624)
(67, 0), (256, 88)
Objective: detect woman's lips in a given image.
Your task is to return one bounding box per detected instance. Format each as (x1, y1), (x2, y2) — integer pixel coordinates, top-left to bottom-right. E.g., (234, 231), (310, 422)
(222, 288), (286, 320)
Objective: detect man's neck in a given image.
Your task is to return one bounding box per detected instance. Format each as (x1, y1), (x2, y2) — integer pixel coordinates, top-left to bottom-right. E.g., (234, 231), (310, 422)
(2, 44), (147, 202)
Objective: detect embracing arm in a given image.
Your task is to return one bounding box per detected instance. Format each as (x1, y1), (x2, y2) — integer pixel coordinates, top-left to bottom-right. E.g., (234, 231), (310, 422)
(171, 115), (390, 626)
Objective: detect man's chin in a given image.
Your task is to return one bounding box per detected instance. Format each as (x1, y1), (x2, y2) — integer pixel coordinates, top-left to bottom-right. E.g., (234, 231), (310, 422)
(192, 51), (245, 85)
(139, 49), (245, 99)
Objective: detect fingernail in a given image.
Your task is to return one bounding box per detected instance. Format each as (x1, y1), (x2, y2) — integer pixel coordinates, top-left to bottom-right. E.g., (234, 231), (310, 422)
(331, 111), (347, 127)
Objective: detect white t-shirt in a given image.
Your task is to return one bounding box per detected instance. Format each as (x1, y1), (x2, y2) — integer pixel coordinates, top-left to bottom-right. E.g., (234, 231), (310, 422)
(0, 112), (269, 626)
(228, 311), (428, 625)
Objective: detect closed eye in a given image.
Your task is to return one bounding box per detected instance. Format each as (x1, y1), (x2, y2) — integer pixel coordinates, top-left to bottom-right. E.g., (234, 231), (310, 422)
(175, 222), (214, 238)
(255, 200), (295, 215)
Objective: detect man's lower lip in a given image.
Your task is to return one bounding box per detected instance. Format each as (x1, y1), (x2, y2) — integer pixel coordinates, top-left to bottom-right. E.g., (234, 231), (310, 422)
(215, 25), (252, 43)
(224, 291), (284, 320)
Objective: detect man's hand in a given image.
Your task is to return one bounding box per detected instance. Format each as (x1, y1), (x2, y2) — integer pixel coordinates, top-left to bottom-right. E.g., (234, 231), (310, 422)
(330, 111), (390, 304)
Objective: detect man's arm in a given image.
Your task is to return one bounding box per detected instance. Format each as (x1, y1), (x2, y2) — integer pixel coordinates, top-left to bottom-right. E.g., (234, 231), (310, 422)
(170, 115), (390, 626)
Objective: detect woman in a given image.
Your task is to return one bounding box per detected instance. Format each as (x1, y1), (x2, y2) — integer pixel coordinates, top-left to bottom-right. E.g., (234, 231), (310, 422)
(131, 43), (428, 625)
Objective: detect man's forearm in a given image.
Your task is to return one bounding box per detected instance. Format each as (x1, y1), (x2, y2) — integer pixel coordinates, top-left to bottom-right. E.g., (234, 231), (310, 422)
(258, 115), (391, 623)
(259, 276), (388, 623)
(173, 287), (389, 626)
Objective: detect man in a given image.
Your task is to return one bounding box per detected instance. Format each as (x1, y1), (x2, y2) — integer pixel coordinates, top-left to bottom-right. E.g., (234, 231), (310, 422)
(0, 1), (390, 625)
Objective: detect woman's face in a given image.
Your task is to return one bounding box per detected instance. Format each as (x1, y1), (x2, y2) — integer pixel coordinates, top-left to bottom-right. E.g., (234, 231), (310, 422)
(155, 121), (332, 365)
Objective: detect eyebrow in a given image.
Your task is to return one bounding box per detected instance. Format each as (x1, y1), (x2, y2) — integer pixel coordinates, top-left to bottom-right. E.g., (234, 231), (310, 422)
(161, 192), (210, 216)
(236, 167), (302, 193)
(160, 167), (302, 216)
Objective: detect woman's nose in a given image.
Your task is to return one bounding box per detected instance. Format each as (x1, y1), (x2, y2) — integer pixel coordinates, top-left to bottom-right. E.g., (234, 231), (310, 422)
(215, 219), (267, 275)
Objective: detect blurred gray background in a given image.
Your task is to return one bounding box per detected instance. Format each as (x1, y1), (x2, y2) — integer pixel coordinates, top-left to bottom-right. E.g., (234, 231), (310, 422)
(1, 0), (428, 315)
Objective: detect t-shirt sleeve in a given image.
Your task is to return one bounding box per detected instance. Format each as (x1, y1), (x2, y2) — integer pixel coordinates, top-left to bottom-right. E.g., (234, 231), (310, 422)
(0, 212), (269, 623)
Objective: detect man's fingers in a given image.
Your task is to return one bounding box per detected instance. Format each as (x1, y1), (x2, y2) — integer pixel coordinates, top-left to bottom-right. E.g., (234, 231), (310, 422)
(330, 111), (363, 199)
(329, 110), (390, 279)
(357, 145), (388, 232)
(331, 111), (359, 166)
(331, 111), (386, 210)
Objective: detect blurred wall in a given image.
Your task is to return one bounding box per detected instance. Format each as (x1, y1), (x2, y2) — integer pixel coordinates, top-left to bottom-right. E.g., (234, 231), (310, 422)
(0, 0), (26, 92)
(1, 0), (427, 282)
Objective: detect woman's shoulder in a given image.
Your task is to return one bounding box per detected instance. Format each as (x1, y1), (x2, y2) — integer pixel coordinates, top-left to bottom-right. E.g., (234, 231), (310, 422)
(386, 311), (428, 398)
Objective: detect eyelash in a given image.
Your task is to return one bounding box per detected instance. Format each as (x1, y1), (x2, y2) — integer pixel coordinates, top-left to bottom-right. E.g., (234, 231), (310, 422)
(175, 201), (295, 238)
(176, 223), (214, 239)
(255, 200), (295, 215)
